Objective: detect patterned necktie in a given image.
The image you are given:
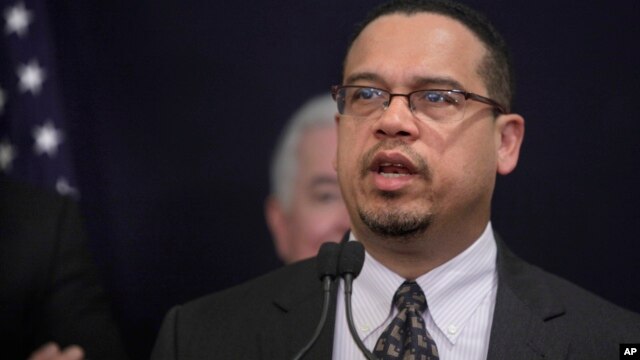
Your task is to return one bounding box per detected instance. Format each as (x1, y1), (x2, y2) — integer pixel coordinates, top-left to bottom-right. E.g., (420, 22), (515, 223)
(373, 281), (439, 360)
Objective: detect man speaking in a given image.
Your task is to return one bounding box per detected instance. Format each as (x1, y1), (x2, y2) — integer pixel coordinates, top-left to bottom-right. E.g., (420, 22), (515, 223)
(151, 0), (640, 358)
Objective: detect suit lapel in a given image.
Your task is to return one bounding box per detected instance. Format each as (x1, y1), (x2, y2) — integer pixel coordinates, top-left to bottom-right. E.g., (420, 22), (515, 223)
(266, 233), (351, 359)
(264, 259), (339, 360)
(487, 238), (569, 360)
(293, 281), (339, 360)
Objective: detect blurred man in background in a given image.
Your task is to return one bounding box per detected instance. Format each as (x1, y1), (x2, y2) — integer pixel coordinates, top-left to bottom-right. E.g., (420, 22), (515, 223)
(265, 94), (350, 263)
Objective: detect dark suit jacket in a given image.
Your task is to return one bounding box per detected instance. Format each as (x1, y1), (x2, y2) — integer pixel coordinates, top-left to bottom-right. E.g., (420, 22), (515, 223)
(0, 178), (127, 360)
(151, 238), (640, 359)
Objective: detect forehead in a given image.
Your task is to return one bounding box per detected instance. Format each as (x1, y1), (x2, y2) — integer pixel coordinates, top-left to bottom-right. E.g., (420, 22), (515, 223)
(344, 13), (488, 92)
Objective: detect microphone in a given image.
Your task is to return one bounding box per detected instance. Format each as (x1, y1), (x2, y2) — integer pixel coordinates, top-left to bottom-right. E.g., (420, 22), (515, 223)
(291, 242), (340, 360)
(338, 241), (376, 360)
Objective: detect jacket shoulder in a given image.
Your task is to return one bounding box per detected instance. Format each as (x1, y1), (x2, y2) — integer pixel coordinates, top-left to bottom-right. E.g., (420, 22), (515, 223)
(156, 258), (319, 358)
(184, 257), (317, 313)
(498, 245), (640, 345)
(536, 264), (640, 331)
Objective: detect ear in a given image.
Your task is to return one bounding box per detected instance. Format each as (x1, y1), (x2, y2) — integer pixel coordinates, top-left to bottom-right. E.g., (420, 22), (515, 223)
(495, 113), (525, 175)
(265, 196), (291, 263)
(332, 114), (340, 171)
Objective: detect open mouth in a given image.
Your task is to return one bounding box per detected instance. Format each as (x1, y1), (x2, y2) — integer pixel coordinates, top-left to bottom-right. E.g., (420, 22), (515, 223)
(377, 162), (413, 177)
(369, 153), (418, 178)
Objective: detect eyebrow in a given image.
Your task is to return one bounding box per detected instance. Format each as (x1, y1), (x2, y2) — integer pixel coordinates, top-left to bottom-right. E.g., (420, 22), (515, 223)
(344, 73), (466, 91)
(412, 76), (465, 91)
(344, 72), (383, 85)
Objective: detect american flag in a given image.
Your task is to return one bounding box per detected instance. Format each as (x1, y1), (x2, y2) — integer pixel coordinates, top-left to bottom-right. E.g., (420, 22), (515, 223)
(0, 0), (78, 197)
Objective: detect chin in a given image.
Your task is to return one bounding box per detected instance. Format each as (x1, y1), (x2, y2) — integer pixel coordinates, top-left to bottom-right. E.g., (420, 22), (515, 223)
(357, 205), (433, 239)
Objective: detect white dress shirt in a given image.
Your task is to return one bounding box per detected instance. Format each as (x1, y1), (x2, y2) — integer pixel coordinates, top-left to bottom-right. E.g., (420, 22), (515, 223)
(332, 222), (498, 360)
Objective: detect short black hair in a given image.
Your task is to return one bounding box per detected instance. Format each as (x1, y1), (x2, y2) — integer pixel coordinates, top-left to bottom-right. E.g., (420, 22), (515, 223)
(346, 0), (514, 112)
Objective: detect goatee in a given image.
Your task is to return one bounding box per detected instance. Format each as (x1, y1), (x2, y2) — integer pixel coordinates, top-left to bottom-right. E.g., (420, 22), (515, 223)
(358, 201), (432, 238)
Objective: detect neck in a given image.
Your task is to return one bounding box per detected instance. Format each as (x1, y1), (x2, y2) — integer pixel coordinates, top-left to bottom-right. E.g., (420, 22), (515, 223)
(353, 219), (489, 280)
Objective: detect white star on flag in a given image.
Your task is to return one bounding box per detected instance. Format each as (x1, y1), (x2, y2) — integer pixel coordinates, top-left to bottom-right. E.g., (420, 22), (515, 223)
(0, 85), (6, 114)
(33, 120), (63, 157)
(17, 59), (46, 95)
(0, 139), (17, 171)
(4, 2), (33, 37)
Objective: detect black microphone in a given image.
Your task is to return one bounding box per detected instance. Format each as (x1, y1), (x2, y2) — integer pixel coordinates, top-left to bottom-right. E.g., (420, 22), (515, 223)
(338, 241), (376, 360)
(291, 242), (340, 360)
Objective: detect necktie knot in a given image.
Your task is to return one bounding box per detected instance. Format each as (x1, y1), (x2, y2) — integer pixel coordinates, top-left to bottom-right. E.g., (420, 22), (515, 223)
(393, 281), (427, 314)
(374, 281), (439, 359)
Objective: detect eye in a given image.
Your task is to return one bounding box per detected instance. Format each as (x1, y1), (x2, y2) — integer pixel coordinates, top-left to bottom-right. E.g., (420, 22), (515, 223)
(353, 87), (382, 100)
(424, 91), (456, 104)
(411, 90), (462, 112)
(340, 87), (387, 117)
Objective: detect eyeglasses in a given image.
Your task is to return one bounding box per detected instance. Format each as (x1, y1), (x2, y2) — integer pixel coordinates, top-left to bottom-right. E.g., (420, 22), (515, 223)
(331, 85), (507, 123)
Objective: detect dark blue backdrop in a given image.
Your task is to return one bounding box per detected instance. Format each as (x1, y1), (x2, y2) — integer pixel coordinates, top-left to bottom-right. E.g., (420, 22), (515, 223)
(43, 1), (640, 358)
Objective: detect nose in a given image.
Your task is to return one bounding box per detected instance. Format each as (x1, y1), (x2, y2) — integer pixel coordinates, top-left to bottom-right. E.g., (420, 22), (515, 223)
(374, 95), (419, 141)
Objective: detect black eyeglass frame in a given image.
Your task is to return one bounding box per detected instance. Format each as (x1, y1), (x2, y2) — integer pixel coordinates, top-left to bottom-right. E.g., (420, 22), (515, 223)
(331, 85), (507, 117)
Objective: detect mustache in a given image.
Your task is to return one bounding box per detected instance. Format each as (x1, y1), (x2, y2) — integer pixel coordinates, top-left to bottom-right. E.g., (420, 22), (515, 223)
(359, 139), (430, 179)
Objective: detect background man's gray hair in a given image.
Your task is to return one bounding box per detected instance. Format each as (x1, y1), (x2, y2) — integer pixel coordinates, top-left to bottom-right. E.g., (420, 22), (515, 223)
(270, 93), (337, 211)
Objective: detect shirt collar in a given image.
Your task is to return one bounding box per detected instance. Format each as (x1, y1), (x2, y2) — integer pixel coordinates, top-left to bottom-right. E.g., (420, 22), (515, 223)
(415, 222), (497, 343)
(349, 222), (497, 344)
(350, 242), (404, 338)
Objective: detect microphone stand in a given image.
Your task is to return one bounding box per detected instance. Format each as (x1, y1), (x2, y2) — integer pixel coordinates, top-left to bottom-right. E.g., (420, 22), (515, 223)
(291, 242), (340, 360)
(340, 242), (376, 360)
(344, 272), (377, 360)
(291, 276), (332, 360)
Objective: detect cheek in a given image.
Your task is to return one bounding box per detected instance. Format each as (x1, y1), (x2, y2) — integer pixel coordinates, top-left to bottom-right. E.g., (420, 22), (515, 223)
(434, 128), (498, 189)
(336, 134), (352, 170)
(472, 132), (499, 173)
(459, 137), (495, 169)
(291, 209), (335, 246)
(454, 138), (498, 198)
(336, 127), (362, 193)
(285, 211), (315, 251)
(337, 119), (367, 160)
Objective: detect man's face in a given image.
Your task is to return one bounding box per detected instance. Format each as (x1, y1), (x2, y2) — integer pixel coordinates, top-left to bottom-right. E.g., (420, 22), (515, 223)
(267, 126), (350, 264)
(337, 13), (518, 245)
